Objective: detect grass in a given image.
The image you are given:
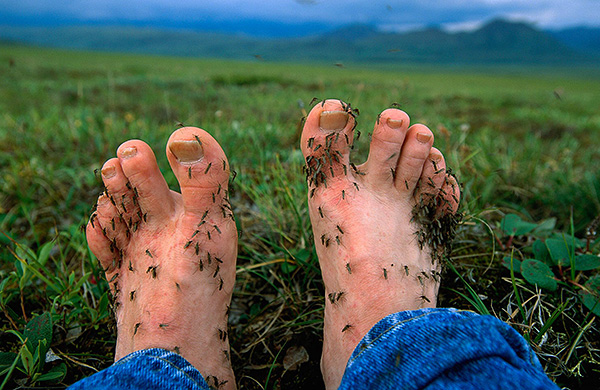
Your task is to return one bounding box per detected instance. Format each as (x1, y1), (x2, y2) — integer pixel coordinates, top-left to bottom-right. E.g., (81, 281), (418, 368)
(1, 44), (600, 388)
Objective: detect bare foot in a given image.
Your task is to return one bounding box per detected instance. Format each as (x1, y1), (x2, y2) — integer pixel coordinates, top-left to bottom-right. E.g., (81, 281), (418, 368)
(86, 127), (237, 390)
(301, 100), (461, 389)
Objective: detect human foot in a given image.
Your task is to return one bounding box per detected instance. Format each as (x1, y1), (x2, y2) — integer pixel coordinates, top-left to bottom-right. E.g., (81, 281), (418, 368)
(86, 127), (237, 390)
(301, 100), (461, 389)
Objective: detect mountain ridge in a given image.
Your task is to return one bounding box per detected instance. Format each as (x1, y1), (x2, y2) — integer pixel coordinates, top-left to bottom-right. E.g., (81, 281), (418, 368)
(0, 19), (598, 65)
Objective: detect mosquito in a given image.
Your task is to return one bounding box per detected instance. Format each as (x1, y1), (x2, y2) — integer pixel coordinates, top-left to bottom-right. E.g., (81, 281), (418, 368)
(342, 324), (352, 332)
(145, 249), (153, 258)
(147, 265), (158, 279)
(194, 135), (202, 146)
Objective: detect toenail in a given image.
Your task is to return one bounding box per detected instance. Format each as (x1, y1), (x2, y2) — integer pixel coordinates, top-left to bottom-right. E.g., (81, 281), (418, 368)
(121, 146), (138, 159)
(169, 140), (204, 163)
(416, 132), (432, 144)
(320, 111), (349, 131)
(101, 165), (116, 179)
(386, 118), (404, 129)
(429, 152), (442, 163)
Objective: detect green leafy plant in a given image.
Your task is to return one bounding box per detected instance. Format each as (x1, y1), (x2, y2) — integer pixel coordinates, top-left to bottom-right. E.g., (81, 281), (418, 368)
(500, 213), (600, 317)
(0, 312), (66, 389)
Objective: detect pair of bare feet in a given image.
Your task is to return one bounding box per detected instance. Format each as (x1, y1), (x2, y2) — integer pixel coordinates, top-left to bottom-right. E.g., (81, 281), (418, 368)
(86, 100), (460, 390)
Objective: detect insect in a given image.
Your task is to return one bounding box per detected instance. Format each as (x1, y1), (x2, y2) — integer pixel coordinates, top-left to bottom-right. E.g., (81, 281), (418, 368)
(390, 168), (396, 180)
(207, 252), (212, 264)
(212, 193), (215, 203)
(213, 265), (220, 278)
(230, 169), (237, 183)
(341, 190), (345, 200)
(194, 135), (202, 145)
(195, 242), (200, 255)
(342, 164), (347, 175)
(188, 166), (192, 179)
(147, 265), (158, 279)
(159, 323), (169, 329)
(346, 263), (352, 274)
(176, 282), (181, 291)
(328, 292), (336, 304)
(325, 238), (330, 247)
(404, 180), (409, 190)
(204, 162), (212, 174)
(198, 260), (204, 271)
(90, 213), (97, 228)
(218, 277), (224, 291)
(342, 324), (352, 332)
(318, 206), (324, 218)
(313, 144), (322, 152)
(355, 130), (361, 141)
(145, 249), (153, 258)
(201, 210), (209, 221)
(207, 231), (211, 240)
(143, 213), (147, 222)
(130, 290), (136, 301)
(184, 240), (193, 249)
(128, 260), (134, 272)
(307, 137), (314, 148)
(215, 257), (223, 264)
(383, 268), (388, 280)
(213, 225), (221, 234)
(174, 346), (181, 354)
(108, 273), (119, 283)
(404, 265), (410, 276)
(420, 295), (431, 303)
(223, 349), (230, 361)
(134, 322), (141, 335)
(336, 225), (344, 234)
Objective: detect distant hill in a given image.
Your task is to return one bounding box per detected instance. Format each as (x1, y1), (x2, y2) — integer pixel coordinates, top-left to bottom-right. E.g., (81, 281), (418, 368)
(0, 19), (597, 65)
(549, 26), (600, 56)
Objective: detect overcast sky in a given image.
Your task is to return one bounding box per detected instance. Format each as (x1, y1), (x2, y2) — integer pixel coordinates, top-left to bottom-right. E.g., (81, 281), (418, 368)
(1, 0), (599, 34)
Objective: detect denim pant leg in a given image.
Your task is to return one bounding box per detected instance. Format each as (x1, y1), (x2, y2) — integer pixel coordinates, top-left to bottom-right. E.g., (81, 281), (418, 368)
(338, 308), (560, 390)
(68, 348), (210, 390)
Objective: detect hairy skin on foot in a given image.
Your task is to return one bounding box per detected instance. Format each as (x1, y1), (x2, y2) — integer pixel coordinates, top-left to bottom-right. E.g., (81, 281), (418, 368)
(86, 128), (237, 390)
(301, 100), (461, 389)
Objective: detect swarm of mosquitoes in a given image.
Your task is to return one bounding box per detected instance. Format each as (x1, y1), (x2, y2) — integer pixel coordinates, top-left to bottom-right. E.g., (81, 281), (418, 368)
(89, 127), (236, 385)
(302, 99), (463, 333)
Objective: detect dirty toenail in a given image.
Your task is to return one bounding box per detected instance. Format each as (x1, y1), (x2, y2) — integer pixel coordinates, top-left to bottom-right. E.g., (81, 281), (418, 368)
(169, 140), (204, 163)
(320, 111), (349, 131)
(121, 146), (138, 159)
(387, 118), (404, 129)
(416, 132), (432, 144)
(98, 194), (110, 205)
(101, 165), (116, 179)
(429, 152), (442, 163)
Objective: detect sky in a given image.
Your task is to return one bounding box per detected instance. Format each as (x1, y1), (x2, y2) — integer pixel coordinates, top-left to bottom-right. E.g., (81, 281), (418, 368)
(1, 0), (599, 37)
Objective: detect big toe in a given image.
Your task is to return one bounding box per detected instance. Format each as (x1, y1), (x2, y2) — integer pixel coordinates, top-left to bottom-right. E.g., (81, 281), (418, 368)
(301, 99), (358, 195)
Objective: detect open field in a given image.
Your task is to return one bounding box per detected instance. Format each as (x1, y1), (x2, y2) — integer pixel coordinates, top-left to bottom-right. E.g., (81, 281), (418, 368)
(1, 44), (600, 389)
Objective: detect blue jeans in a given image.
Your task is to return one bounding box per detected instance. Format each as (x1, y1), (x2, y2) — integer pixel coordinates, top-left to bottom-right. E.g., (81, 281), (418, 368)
(69, 309), (559, 389)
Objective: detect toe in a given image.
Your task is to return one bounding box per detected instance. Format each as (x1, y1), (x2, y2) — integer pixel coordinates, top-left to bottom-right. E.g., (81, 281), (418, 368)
(394, 124), (434, 195)
(440, 174), (461, 215)
(86, 196), (117, 271)
(363, 108), (411, 187)
(414, 147), (446, 202)
(116, 140), (176, 222)
(301, 99), (357, 194)
(88, 193), (127, 274)
(166, 127), (231, 216)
